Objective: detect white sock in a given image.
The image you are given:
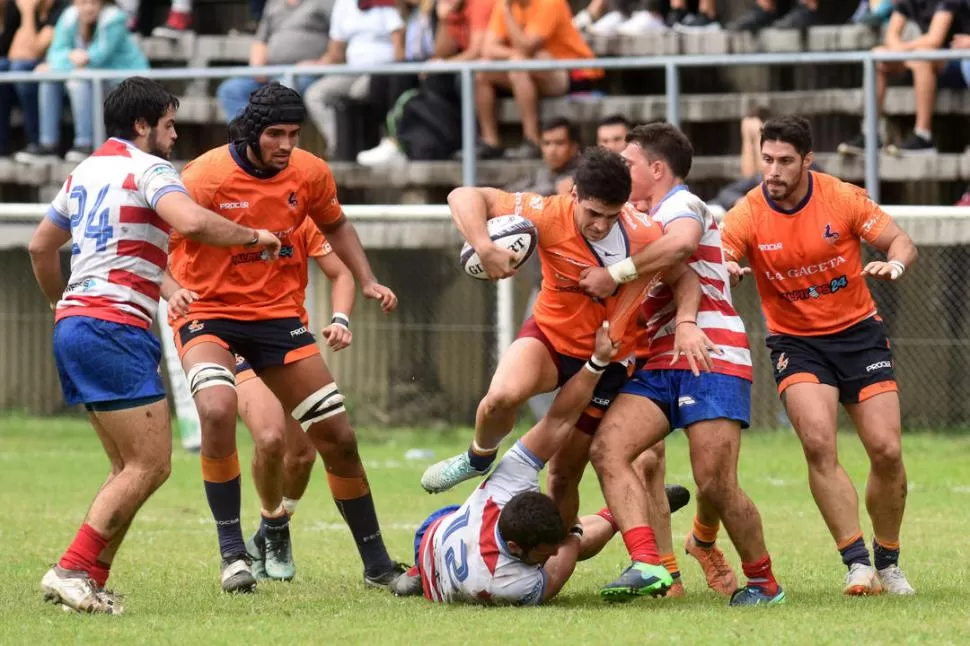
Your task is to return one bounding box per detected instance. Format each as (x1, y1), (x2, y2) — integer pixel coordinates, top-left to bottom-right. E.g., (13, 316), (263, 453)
(172, 0), (192, 13)
(282, 497), (300, 516)
(913, 128), (931, 142)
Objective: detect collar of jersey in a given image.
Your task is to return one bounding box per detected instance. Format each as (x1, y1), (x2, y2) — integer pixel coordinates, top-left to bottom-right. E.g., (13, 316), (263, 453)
(229, 140), (283, 179)
(495, 523), (515, 559)
(649, 183), (689, 216)
(762, 171), (814, 215)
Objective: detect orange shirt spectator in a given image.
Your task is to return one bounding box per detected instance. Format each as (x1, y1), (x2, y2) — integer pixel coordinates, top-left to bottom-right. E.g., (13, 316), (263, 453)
(440, 0), (495, 54)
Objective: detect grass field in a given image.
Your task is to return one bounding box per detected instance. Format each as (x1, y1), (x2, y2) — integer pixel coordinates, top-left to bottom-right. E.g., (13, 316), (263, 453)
(2, 417), (969, 645)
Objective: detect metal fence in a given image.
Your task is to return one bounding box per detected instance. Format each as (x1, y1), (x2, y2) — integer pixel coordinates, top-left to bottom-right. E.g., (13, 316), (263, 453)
(2, 205), (969, 430)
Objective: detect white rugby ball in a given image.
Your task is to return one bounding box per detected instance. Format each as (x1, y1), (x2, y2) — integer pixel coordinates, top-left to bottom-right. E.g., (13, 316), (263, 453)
(460, 215), (538, 280)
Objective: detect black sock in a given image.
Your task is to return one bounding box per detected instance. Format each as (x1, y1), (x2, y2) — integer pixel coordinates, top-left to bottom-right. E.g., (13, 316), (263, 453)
(260, 513), (290, 540)
(466, 446), (497, 472)
(204, 475), (246, 557)
(839, 535), (871, 568)
(335, 493), (393, 576)
(872, 539), (899, 571)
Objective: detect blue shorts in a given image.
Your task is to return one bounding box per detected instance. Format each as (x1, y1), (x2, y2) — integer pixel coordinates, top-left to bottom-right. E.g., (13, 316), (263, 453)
(414, 505), (461, 565)
(621, 369), (751, 431)
(53, 316), (166, 411)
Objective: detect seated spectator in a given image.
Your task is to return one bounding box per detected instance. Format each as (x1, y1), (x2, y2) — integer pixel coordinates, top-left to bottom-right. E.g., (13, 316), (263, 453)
(215, 0), (332, 121)
(595, 113), (630, 152)
(728, 0), (819, 31)
(475, 0), (603, 160)
(116, 0), (192, 36)
(435, 0), (495, 61)
(505, 116), (580, 195)
(667, 0), (720, 30)
(302, 0), (405, 158)
(851, 0), (893, 26)
(17, 0), (147, 163)
(838, 0), (970, 156)
(0, 0), (65, 158)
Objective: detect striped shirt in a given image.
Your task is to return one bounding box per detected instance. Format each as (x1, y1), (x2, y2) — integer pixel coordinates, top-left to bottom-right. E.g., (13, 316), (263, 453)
(640, 185), (753, 381)
(46, 138), (188, 329)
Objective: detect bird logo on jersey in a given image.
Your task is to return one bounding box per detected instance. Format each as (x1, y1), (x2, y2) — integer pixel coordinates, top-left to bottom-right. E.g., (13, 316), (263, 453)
(823, 223), (840, 245)
(287, 191), (298, 209)
(775, 352), (789, 373)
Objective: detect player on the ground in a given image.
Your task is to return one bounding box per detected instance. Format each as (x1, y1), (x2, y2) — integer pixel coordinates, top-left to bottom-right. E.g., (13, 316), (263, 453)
(163, 217), (355, 581)
(168, 82), (406, 593)
(579, 122), (780, 606)
(27, 77), (281, 614)
(420, 150), (711, 550)
(720, 115), (917, 596)
(394, 322), (688, 604)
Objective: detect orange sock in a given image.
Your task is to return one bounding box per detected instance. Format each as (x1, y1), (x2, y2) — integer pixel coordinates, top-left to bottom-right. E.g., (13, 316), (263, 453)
(660, 552), (680, 578)
(692, 517), (719, 547)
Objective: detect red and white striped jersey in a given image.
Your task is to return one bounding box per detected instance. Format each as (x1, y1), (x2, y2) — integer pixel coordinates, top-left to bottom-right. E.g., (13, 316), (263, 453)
(641, 185), (753, 381)
(46, 138), (188, 329)
(419, 442), (547, 605)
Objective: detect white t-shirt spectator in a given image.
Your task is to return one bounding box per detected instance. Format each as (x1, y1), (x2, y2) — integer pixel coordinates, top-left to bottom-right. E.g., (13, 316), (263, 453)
(330, 0), (404, 66)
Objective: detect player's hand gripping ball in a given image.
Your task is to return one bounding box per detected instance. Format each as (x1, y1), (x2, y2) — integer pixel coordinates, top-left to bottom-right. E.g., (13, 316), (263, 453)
(460, 215), (538, 280)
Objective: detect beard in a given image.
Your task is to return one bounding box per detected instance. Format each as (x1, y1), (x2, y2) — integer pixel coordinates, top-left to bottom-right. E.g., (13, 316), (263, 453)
(147, 128), (171, 159)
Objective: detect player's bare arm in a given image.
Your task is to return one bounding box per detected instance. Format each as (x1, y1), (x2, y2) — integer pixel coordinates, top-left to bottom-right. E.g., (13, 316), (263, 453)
(579, 217), (704, 299)
(154, 191), (281, 258)
(539, 529), (583, 602)
(159, 271), (199, 317)
(320, 214), (398, 313)
(27, 218), (71, 308)
(664, 263), (722, 375)
(861, 219), (919, 281)
(316, 252), (356, 351)
(447, 186), (519, 280)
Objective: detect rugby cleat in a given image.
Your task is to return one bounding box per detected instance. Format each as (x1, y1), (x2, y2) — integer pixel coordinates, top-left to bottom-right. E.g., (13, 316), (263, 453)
(599, 561), (673, 601)
(40, 565), (122, 615)
(665, 484), (691, 514)
(263, 521), (296, 582)
(220, 553), (257, 593)
(729, 585), (786, 606)
(420, 452), (489, 494)
(876, 565), (915, 595)
(245, 531), (268, 580)
(843, 562), (881, 596)
(389, 566), (423, 597)
(364, 562), (410, 589)
(685, 533), (738, 596)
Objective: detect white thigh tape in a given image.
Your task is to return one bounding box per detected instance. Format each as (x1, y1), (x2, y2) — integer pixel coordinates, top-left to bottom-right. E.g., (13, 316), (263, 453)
(186, 362), (236, 396)
(292, 382), (346, 431)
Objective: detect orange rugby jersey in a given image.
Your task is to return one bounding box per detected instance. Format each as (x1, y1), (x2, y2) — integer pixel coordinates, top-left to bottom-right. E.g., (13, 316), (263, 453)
(720, 171), (891, 337)
(168, 145), (343, 325)
(495, 192), (662, 359)
(291, 217), (333, 326)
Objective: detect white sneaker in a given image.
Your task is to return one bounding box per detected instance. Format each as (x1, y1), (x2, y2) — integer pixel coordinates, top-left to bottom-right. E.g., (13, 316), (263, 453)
(40, 565), (121, 614)
(843, 562), (882, 596)
(356, 137), (407, 167)
(220, 554), (257, 593)
(617, 11), (669, 36)
(877, 565), (916, 595)
(589, 11), (626, 37)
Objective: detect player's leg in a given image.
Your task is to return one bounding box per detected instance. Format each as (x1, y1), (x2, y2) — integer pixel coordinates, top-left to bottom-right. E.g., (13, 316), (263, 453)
(633, 443), (683, 596)
(259, 353), (405, 586)
(421, 333), (559, 493)
(282, 414), (317, 512)
(590, 387), (674, 599)
(545, 428), (592, 526)
(86, 413), (126, 592)
(179, 335), (254, 593)
(684, 485), (737, 597)
(237, 370), (294, 581)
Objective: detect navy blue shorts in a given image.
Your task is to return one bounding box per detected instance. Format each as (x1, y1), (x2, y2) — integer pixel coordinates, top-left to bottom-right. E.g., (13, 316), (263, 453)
(621, 369), (751, 431)
(53, 316), (166, 411)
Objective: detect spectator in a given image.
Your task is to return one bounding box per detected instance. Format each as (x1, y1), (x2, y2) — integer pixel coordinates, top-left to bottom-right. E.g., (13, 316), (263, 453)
(851, 0), (893, 26)
(17, 0), (147, 163)
(838, 0), (970, 156)
(116, 0), (192, 36)
(435, 0), (495, 60)
(302, 0), (405, 158)
(215, 0), (332, 122)
(0, 0), (66, 158)
(475, 0), (602, 160)
(667, 0), (720, 30)
(595, 113), (630, 152)
(728, 0), (819, 31)
(505, 116), (580, 194)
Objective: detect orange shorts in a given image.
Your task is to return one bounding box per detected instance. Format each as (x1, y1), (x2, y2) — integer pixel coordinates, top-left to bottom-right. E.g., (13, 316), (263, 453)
(174, 317), (319, 376)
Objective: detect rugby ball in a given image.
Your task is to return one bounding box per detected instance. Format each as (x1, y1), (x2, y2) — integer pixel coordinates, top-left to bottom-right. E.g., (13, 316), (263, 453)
(460, 215), (538, 280)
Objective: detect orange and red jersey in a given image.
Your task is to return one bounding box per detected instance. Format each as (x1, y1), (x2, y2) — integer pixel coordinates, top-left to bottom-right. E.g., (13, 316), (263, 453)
(291, 218), (333, 326)
(721, 171), (892, 337)
(493, 191), (662, 359)
(168, 145), (343, 326)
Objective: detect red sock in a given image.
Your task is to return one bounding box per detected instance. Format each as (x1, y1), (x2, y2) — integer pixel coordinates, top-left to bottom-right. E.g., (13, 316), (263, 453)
(58, 523), (108, 574)
(742, 555), (780, 596)
(596, 507), (619, 533)
(89, 560), (111, 588)
(622, 525), (660, 565)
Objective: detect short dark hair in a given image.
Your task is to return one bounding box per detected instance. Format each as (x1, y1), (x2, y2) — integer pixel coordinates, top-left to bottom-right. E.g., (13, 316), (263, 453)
(541, 116), (581, 144)
(597, 114), (631, 130)
(498, 492), (567, 553)
(625, 122), (693, 180)
(760, 115), (813, 157)
(572, 147), (631, 205)
(228, 116), (245, 142)
(103, 77), (180, 140)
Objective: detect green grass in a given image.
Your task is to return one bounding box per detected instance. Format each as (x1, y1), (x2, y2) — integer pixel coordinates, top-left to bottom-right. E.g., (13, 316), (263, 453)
(1, 417), (969, 645)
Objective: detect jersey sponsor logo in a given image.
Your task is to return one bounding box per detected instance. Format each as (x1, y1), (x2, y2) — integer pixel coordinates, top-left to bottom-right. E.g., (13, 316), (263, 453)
(289, 326), (309, 337)
(219, 201), (250, 210)
(866, 360), (892, 372)
(529, 195), (543, 212)
(758, 242), (783, 252)
(764, 255), (847, 281)
(823, 223), (840, 244)
(861, 215), (880, 234)
(781, 274), (849, 302)
(65, 277), (99, 293)
(188, 320), (204, 333)
(287, 191), (298, 209)
(775, 352), (789, 373)
(231, 246), (286, 265)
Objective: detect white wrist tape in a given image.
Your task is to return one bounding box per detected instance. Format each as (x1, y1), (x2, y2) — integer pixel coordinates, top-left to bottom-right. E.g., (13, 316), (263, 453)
(330, 312), (350, 329)
(607, 257), (638, 284)
(888, 260), (906, 280)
